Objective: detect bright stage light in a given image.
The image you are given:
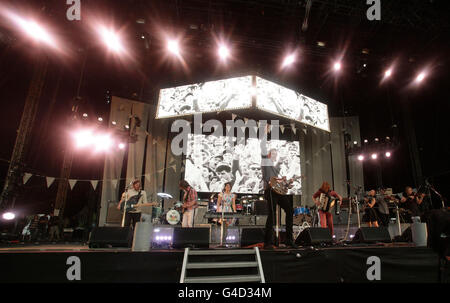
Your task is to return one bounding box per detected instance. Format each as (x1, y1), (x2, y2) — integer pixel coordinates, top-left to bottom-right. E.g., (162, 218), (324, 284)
(167, 39), (180, 56)
(333, 62), (341, 72)
(371, 153), (377, 160)
(358, 155), (364, 161)
(385, 68), (392, 78)
(353, 141), (358, 145)
(74, 130), (94, 148)
(282, 54), (296, 68)
(415, 71), (426, 83)
(218, 44), (230, 61)
(118, 143), (125, 149)
(2, 212), (15, 220)
(375, 138), (379, 142)
(364, 139), (368, 143)
(99, 26), (124, 54)
(111, 121), (117, 125)
(82, 113), (88, 118)
(98, 117), (103, 122)
(385, 152), (391, 158)
(94, 134), (113, 152)
(124, 125), (130, 129)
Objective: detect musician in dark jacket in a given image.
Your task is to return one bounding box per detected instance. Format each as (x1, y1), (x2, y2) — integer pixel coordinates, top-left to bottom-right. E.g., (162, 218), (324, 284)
(261, 148), (297, 249)
(117, 179), (148, 228)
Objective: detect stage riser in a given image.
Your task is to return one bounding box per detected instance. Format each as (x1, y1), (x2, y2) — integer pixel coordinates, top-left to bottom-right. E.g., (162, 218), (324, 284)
(0, 247), (441, 283)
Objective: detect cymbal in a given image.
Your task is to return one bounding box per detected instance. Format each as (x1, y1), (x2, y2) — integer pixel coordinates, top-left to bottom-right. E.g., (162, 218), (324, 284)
(157, 192), (173, 199)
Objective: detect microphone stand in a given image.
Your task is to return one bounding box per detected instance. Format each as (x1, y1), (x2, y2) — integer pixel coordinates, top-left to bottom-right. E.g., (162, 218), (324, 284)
(426, 180), (447, 210)
(121, 185), (130, 228)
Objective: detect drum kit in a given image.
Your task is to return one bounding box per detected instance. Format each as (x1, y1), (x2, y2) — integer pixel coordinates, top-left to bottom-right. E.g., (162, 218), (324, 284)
(293, 206), (313, 226)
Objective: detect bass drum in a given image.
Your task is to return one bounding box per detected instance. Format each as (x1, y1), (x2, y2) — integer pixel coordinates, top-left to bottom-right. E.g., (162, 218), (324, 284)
(164, 209), (181, 225)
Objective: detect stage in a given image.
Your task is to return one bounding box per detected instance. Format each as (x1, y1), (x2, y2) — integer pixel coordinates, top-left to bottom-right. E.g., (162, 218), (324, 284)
(0, 243), (445, 283)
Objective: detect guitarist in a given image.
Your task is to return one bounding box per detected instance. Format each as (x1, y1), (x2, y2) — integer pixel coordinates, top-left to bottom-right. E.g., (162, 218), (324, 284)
(312, 182), (342, 237)
(117, 179), (148, 229)
(179, 180), (198, 228)
(261, 148), (297, 249)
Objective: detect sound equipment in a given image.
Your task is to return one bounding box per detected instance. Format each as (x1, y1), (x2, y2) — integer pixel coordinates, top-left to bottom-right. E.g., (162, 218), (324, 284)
(88, 226), (133, 248)
(172, 227), (210, 248)
(295, 227), (332, 245)
(194, 206), (208, 224)
(254, 201), (268, 215)
(240, 228), (265, 246)
(352, 227), (392, 243)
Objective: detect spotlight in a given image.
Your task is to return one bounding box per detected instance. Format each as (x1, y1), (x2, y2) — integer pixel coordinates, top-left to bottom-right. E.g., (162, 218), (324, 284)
(385, 68), (392, 78)
(6, 13), (56, 48)
(386, 136), (390, 140)
(363, 63), (367, 68)
(2, 212), (15, 220)
(357, 155), (364, 161)
(371, 153), (377, 160)
(74, 130), (94, 148)
(82, 113), (88, 118)
(333, 62), (341, 72)
(99, 26), (124, 54)
(353, 141), (358, 145)
(111, 121), (117, 125)
(124, 125), (130, 129)
(118, 143), (125, 149)
(415, 71), (426, 83)
(385, 152), (391, 158)
(218, 44), (230, 61)
(364, 139), (368, 143)
(98, 117), (103, 122)
(374, 138), (379, 142)
(317, 41), (326, 47)
(282, 53), (296, 68)
(167, 39), (180, 56)
(94, 134), (113, 152)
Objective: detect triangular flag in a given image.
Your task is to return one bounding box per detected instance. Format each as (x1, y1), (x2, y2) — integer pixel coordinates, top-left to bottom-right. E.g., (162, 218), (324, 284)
(171, 165), (177, 172)
(290, 122), (297, 135)
(23, 173), (32, 184)
(111, 179), (118, 188)
(226, 125), (231, 132)
(240, 126), (246, 133)
(280, 125), (285, 134)
(313, 129), (317, 135)
(46, 177), (55, 188)
(244, 117), (248, 123)
(253, 126), (258, 134)
(305, 160), (311, 165)
(302, 127), (307, 135)
(68, 179), (77, 190)
(321, 146), (327, 152)
(232, 113), (237, 120)
(153, 138), (157, 145)
(90, 180), (99, 190)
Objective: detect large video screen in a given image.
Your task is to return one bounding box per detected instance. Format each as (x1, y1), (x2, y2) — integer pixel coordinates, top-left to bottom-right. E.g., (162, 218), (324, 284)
(256, 77), (330, 132)
(156, 76), (253, 118)
(185, 134), (302, 195)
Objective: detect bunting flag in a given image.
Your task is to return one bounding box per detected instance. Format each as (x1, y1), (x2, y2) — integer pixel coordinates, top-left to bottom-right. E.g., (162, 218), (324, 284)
(305, 160), (311, 165)
(152, 138), (157, 145)
(253, 126), (258, 134)
(321, 146), (327, 152)
(171, 165), (177, 172)
(240, 126), (246, 133)
(314, 152), (319, 157)
(313, 129), (317, 135)
(68, 179), (77, 190)
(226, 125), (231, 132)
(302, 127), (307, 135)
(23, 173), (32, 185)
(244, 117), (248, 123)
(280, 125), (285, 134)
(90, 180), (99, 190)
(232, 113), (237, 120)
(290, 122), (297, 134)
(46, 177), (55, 188)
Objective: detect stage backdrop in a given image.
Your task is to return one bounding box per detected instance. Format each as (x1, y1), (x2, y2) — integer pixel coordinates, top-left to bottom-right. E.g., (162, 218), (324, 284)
(99, 96), (363, 225)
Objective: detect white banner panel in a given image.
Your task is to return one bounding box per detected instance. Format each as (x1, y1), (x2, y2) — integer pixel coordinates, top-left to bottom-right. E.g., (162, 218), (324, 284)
(156, 76), (253, 118)
(256, 77), (330, 132)
(185, 134), (301, 195)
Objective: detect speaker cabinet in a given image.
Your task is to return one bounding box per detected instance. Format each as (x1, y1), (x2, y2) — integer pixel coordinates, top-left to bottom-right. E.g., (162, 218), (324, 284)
(88, 227), (133, 248)
(295, 228), (332, 245)
(172, 227), (210, 248)
(352, 227), (392, 243)
(240, 228), (265, 247)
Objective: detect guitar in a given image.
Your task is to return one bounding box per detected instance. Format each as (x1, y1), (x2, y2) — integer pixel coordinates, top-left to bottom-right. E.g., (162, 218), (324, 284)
(120, 200), (159, 213)
(269, 175), (304, 195)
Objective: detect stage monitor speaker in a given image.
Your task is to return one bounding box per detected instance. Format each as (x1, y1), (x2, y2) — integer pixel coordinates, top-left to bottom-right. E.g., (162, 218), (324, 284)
(352, 227), (392, 243)
(254, 202), (268, 215)
(241, 228), (265, 247)
(172, 227), (210, 248)
(295, 228), (332, 245)
(88, 226), (133, 248)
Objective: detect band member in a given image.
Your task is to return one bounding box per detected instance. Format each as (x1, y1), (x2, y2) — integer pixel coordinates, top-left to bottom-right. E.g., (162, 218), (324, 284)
(217, 182), (237, 244)
(179, 180), (198, 228)
(400, 186), (425, 221)
(364, 190), (379, 227)
(376, 188), (390, 227)
(117, 179), (148, 229)
(312, 182), (342, 237)
(261, 148), (297, 249)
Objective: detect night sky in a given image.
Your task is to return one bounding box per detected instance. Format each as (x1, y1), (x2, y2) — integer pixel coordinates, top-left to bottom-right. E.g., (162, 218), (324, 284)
(0, 0), (449, 221)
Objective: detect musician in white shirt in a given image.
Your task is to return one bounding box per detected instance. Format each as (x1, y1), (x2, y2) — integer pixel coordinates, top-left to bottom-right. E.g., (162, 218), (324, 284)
(117, 179), (148, 228)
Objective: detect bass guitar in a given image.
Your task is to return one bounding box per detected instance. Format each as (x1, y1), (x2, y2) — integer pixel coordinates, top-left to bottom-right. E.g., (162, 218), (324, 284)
(269, 175), (304, 195)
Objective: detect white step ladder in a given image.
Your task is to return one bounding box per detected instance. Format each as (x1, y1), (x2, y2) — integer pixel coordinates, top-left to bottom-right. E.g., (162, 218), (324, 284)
(180, 248), (265, 283)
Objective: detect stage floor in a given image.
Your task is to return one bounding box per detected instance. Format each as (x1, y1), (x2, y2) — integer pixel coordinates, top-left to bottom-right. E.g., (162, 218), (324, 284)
(0, 242), (444, 283)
